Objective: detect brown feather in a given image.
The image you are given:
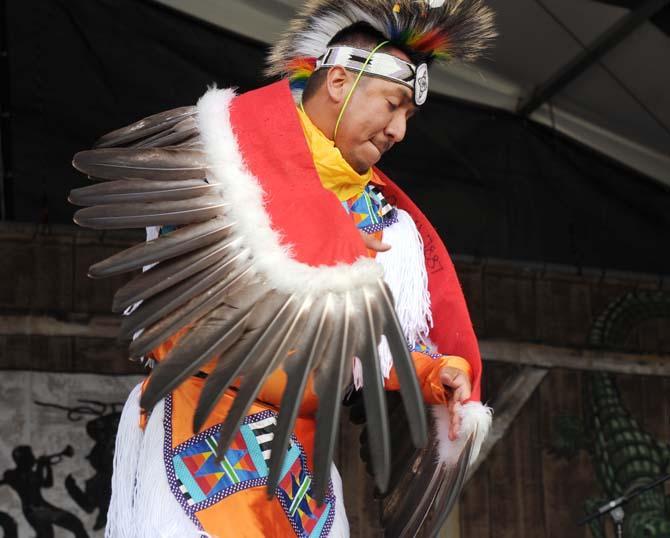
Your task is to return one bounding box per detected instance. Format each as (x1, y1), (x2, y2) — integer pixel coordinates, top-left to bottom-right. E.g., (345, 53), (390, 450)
(213, 295), (309, 461)
(140, 303), (255, 412)
(68, 178), (216, 206)
(377, 279), (428, 448)
(191, 289), (294, 433)
(72, 147), (208, 181)
(123, 253), (252, 346)
(73, 195), (227, 229)
(87, 218), (233, 278)
(125, 263), (255, 358)
(356, 287), (391, 493)
(266, 294), (333, 496)
(311, 294), (353, 501)
(131, 116), (199, 149)
(112, 238), (240, 313)
(94, 106), (196, 149)
(384, 432), (474, 537)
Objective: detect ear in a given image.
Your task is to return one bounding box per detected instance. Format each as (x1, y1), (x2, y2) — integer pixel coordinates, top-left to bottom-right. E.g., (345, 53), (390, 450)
(325, 66), (351, 105)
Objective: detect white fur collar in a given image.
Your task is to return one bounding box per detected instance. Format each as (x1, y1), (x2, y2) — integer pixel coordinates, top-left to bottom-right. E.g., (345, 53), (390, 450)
(196, 87), (382, 295)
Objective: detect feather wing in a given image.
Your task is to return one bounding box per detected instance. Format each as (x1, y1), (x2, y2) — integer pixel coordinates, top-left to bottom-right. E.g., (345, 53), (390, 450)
(70, 106), (428, 502)
(352, 391), (477, 536)
(380, 430), (474, 537)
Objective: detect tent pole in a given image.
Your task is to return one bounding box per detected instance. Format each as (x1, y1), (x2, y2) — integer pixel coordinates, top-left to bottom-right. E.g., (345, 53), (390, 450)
(517, 0), (670, 116)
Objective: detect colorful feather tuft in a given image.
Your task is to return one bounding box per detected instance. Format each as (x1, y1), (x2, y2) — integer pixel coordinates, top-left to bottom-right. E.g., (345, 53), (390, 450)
(287, 57), (317, 92)
(267, 0), (496, 85)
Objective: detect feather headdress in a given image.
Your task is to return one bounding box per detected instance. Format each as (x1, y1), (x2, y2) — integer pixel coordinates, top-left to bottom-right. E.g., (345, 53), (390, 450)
(266, 0), (496, 90)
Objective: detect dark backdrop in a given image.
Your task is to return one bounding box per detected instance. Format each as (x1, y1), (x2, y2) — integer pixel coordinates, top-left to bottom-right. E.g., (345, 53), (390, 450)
(3, 0), (669, 273)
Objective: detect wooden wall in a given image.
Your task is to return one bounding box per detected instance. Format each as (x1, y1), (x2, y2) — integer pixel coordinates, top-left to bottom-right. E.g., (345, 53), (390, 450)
(0, 223), (142, 373)
(456, 257), (670, 353)
(461, 365), (670, 538)
(3, 223), (667, 372)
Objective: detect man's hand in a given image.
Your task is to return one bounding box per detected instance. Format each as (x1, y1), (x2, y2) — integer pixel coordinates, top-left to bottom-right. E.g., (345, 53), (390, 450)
(359, 230), (391, 252)
(440, 366), (472, 441)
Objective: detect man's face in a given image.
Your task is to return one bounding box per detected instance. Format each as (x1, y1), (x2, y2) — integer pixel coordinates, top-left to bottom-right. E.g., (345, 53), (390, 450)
(333, 51), (417, 173)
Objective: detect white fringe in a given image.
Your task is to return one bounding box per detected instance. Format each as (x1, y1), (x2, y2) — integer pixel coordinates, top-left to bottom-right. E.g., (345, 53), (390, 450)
(106, 383), (144, 538)
(376, 209), (433, 341)
(353, 209), (433, 389)
(329, 463), (350, 537)
(432, 401), (493, 466)
(105, 386), (204, 538)
(134, 399), (205, 538)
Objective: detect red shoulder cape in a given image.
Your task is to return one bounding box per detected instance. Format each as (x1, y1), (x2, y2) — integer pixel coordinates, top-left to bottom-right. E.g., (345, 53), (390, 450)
(229, 80), (482, 401)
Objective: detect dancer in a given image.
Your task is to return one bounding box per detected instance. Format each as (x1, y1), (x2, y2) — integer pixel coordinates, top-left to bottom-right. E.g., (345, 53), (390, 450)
(70, 1), (496, 535)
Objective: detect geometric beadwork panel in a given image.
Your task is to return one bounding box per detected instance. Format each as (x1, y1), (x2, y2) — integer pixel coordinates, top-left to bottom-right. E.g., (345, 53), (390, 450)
(165, 401), (336, 537)
(343, 183), (397, 234)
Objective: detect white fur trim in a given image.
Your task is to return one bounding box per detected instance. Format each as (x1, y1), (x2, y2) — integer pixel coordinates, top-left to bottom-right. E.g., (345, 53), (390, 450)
(196, 88), (382, 295)
(106, 386), (204, 538)
(329, 463), (350, 537)
(432, 401), (492, 466)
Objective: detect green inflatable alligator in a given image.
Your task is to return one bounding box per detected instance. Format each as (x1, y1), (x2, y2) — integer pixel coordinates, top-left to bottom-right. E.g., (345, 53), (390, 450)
(553, 291), (670, 537)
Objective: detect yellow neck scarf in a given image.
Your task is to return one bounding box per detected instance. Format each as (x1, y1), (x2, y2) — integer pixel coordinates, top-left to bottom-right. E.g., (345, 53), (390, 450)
(296, 105), (373, 201)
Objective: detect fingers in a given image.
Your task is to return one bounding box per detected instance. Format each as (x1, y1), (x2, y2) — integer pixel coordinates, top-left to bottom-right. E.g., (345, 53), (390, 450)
(442, 366), (471, 440)
(441, 369), (464, 391)
(441, 365), (473, 440)
(441, 368), (472, 403)
(448, 400), (462, 441)
(359, 230), (391, 252)
(453, 383), (471, 404)
(441, 371), (454, 387)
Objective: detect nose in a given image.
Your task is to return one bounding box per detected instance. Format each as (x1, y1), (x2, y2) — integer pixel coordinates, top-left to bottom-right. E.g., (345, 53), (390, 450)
(384, 112), (407, 144)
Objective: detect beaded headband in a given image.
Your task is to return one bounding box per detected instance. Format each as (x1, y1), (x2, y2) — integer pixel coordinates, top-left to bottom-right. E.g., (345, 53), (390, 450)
(316, 45), (429, 106)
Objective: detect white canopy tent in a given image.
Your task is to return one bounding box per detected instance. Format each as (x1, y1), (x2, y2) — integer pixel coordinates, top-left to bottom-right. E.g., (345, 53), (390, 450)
(156, 0), (670, 187)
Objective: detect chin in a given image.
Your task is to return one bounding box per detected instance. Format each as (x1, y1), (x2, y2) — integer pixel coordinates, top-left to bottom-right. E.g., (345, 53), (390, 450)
(359, 150), (382, 172)
(342, 146), (379, 173)
(348, 156), (373, 174)
(366, 155), (381, 170)
(356, 161), (376, 173)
